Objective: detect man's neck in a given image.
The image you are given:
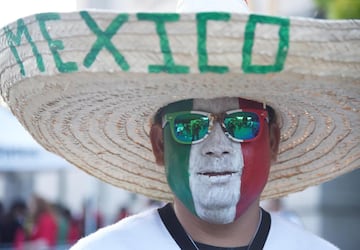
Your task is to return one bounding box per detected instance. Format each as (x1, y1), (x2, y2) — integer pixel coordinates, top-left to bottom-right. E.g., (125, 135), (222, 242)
(173, 198), (261, 248)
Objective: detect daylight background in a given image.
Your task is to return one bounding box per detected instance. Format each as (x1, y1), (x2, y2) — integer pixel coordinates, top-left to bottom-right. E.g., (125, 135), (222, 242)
(0, 1), (359, 250)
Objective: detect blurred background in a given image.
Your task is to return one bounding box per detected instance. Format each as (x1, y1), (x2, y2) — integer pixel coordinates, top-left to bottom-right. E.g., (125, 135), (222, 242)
(0, 1), (359, 249)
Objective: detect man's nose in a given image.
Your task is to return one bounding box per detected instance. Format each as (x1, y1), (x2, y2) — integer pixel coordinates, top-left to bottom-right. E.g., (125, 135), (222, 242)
(201, 123), (234, 157)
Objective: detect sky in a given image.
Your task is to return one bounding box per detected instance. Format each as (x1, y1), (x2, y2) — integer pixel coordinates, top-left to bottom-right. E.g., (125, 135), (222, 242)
(0, 0), (317, 28)
(0, 0), (77, 27)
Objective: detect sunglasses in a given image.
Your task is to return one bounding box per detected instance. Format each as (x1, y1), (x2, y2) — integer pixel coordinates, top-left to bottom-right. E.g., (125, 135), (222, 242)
(162, 109), (268, 144)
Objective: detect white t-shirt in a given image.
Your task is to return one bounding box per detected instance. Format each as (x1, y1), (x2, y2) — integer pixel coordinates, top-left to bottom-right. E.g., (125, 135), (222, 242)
(71, 207), (338, 250)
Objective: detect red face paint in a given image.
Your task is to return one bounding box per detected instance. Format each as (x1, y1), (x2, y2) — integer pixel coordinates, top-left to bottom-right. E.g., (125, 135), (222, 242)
(235, 98), (271, 217)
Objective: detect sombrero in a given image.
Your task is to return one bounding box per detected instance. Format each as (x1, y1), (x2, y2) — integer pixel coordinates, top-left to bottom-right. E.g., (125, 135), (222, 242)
(0, 0), (359, 201)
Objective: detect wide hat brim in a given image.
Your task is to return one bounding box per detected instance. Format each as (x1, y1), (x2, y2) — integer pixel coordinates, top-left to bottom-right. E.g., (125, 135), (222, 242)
(1, 11), (359, 201)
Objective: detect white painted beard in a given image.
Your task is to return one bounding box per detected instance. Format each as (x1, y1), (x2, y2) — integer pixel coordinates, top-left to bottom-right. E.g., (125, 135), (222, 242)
(188, 97), (245, 224)
(188, 137), (244, 224)
(190, 173), (241, 224)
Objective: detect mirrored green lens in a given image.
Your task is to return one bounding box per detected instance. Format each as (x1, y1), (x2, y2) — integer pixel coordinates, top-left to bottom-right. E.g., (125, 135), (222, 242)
(173, 113), (209, 143)
(223, 112), (260, 140)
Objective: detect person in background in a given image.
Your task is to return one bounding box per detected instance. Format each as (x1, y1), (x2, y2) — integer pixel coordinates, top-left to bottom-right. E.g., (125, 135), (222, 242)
(0, 199), (28, 249)
(114, 206), (129, 222)
(53, 204), (70, 247)
(65, 208), (82, 246)
(52, 203), (82, 249)
(24, 195), (58, 250)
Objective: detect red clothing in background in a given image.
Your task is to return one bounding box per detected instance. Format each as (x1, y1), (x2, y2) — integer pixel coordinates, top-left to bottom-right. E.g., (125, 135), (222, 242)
(67, 219), (82, 245)
(30, 211), (58, 247)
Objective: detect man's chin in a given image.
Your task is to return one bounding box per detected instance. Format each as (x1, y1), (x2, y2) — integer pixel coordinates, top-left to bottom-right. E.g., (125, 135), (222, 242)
(195, 204), (237, 224)
(196, 196), (239, 208)
(191, 185), (241, 207)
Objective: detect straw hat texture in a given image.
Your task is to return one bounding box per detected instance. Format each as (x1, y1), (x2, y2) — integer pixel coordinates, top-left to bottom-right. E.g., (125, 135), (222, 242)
(0, 1), (359, 201)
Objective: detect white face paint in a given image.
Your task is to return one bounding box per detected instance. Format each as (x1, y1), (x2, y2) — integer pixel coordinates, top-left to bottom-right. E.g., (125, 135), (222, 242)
(189, 98), (244, 224)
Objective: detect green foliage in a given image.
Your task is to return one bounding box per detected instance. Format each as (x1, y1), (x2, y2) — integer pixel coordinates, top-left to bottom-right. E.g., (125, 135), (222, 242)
(314, 0), (360, 19)
(314, 0), (327, 9)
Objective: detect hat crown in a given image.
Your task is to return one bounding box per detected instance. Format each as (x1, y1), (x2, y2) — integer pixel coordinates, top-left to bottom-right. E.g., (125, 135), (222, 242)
(176, 0), (249, 13)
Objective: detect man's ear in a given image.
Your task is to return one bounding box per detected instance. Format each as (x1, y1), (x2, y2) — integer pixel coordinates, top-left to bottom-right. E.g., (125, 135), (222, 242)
(269, 123), (280, 162)
(150, 124), (165, 165)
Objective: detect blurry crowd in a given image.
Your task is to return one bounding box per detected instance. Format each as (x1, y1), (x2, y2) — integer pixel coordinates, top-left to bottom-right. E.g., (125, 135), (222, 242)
(0, 195), (164, 250)
(0, 195), (83, 250)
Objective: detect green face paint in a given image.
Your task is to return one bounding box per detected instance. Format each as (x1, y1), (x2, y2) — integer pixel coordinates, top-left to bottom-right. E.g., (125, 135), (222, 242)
(162, 99), (196, 214)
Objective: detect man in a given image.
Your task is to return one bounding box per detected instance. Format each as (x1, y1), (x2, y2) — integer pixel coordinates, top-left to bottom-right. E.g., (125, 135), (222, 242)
(150, 97), (279, 227)
(0, 0), (358, 249)
(69, 97), (337, 249)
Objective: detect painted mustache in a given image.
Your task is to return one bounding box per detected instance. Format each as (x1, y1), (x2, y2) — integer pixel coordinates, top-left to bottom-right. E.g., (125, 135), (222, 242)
(197, 171), (240, 177)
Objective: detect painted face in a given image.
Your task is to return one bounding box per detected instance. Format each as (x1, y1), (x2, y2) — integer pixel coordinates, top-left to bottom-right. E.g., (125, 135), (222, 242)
(163, 97), (271, 224)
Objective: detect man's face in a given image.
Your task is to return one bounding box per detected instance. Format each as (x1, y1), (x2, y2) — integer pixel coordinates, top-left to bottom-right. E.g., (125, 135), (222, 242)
(188, 98), (243, 224)
(158, 97), (274, 224)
